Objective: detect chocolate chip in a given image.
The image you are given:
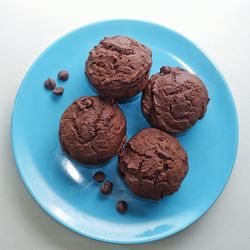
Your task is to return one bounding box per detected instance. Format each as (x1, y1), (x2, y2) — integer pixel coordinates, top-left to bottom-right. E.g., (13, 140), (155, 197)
(160, 66), (171, 74)
(116, 200), (128, 214)
(93, 171), (106, 182)
(44, 78), (56, 90)
(84, 98), (93, 108)
(58, 70), (69, 81)
(53, 87), (64, 95)
(100, 181), (113, 195)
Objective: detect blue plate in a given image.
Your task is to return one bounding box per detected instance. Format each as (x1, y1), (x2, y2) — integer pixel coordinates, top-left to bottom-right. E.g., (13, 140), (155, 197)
(11, 20), (238, 244)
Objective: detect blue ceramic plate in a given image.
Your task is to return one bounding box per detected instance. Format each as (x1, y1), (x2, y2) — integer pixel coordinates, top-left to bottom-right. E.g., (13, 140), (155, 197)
(11, 20), (238, 244)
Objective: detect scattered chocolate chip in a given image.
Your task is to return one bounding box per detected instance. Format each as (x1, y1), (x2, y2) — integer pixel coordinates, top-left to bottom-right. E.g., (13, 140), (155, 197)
(100, 181), (113, 195)
(93, 171), (106, 182)
(58, 70), (69, 81)
(44, 78), (56, 90)
(160, 66), (171, 74)
(53, 87), (64, 95)
(84, 98), (93, 108)
(116, 200), (128, 214)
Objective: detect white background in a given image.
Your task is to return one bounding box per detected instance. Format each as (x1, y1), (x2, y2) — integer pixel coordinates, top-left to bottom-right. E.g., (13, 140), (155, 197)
(0, 0), (250, 249)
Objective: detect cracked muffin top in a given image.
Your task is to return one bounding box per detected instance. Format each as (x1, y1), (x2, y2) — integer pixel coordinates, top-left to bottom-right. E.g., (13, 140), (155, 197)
(118, 128), (188, 200)
(141, 66), (209, 133)
(59, 96), (126, 165)
(85, 36), (152, 99)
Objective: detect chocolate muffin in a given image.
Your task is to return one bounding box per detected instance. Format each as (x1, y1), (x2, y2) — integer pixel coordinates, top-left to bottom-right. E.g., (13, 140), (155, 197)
(118, 128), (188, 200)
(59, 96), (126, 165)
(85, 36), (152, 100)
(142, 67), (209, 133)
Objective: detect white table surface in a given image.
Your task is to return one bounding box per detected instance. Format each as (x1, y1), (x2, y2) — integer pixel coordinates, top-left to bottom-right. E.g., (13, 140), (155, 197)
(0, 0), (250, 249)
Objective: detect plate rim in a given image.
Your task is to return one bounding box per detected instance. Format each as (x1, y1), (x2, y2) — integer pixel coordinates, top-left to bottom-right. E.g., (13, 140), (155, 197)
(11, 19), (239, 244)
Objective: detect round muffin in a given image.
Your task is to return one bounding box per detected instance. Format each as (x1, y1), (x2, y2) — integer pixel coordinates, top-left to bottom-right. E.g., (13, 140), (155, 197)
(142, 66), (209, 133)
(59, 96), (126, 165)
(85, 36), (152, 100)
(118, 128), (188, 200)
